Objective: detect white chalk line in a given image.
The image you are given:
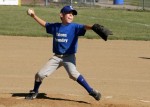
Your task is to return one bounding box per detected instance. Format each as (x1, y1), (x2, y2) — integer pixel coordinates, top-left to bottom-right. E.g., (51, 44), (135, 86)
(79, 15), (150, 27)
(104, 96), (113, 99)
(140, 100), (150, 103)
(16, 97), (24, 99)
(133, 99), (150, 103)
(104, 96), (150, 103)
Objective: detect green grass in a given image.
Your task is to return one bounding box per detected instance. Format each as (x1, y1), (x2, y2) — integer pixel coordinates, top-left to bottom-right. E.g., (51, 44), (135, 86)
(125, 0), (140, 5)
(0, 6), (150, 40)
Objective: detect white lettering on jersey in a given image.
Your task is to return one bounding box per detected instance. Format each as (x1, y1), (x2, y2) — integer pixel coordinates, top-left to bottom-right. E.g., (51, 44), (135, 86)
(57, 33), (67, 37)
(55, 38), (68, 43)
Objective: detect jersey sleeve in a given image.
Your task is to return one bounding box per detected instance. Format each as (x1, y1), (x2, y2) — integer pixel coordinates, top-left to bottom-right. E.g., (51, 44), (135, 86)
(75, 24), (86, 36)
(45, 22), (54, 34)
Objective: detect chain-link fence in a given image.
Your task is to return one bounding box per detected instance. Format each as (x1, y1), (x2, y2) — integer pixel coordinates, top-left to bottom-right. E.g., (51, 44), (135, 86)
(21, 0), (100, 6)
(21, 0), (150, 10)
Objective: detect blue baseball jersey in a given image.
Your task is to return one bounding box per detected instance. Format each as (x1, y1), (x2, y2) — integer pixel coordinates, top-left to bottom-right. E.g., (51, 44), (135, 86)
(45, 22), (86, 55)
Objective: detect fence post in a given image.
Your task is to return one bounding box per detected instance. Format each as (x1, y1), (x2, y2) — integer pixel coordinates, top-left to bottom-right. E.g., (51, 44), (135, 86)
(70, 0), (72, 6)
(142, 0), (145, 10)
(90, 0), (92, 6)
(18, 0), (21, 6)
(45, 0), (48, 6)
(93, 0), (96, 5)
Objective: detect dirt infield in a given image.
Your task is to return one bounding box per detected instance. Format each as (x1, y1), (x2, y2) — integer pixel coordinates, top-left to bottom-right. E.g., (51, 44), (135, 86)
(0, 36), (150, 107)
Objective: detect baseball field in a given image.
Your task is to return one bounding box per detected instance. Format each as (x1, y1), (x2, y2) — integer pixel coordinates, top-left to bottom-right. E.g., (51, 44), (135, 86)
(0, 36), (150, 107)
(0, 5), (150, 107)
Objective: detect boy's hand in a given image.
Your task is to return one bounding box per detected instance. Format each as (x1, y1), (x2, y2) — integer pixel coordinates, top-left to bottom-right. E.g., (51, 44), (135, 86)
(27, 8), (35, 17)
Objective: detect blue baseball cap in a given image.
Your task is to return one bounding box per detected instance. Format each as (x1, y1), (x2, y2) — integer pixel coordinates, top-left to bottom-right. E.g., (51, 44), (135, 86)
(60, 6), (77, 15)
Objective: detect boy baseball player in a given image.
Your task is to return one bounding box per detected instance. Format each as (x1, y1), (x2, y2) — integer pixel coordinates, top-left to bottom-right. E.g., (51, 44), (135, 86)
(26, 5), (101, 101)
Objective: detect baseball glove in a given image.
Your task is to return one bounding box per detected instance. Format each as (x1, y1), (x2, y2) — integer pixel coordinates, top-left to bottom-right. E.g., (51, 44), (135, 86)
(92, 24), (113, 41)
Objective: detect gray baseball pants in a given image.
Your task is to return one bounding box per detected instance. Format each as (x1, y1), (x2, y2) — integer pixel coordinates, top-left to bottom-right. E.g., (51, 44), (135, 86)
(35, 54), (80, 82)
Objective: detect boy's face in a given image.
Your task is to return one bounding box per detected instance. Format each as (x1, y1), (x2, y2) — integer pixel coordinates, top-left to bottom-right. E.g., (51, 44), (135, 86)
(60, 12), (74, 24)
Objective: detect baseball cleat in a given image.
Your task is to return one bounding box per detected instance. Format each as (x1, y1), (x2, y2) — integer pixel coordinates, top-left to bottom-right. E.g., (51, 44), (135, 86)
(25, 90), (38, 100)
(89, 89), (101, 101)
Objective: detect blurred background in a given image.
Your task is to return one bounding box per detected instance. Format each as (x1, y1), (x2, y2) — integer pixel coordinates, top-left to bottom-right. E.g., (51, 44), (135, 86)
(0, 0), (150, 40)
(21, 0), (150, 10)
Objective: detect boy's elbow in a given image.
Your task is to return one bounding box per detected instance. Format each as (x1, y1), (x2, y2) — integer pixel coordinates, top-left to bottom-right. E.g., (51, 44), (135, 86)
(43, 22), (46, 27)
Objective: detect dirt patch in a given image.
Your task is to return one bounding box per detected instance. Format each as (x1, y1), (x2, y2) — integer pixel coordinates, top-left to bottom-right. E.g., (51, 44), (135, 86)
(0, 36), (150, 107)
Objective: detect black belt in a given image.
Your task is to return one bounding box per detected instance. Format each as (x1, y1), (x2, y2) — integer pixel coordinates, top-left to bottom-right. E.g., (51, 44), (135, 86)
(54, 54), (71, 58)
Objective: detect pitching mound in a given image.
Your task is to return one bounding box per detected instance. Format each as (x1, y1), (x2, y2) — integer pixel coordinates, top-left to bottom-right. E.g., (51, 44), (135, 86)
(0, 36), (150, 107)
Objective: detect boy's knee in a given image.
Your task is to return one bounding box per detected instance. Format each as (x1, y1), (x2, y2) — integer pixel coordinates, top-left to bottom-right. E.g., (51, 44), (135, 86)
(69, 72), (80, 81)
(35, 72), (45, 82)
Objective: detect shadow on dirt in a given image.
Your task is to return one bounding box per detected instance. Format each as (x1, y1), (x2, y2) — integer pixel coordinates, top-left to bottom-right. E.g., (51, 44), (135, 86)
(139, 57), (150, 59)
(11, 93), (91, 104)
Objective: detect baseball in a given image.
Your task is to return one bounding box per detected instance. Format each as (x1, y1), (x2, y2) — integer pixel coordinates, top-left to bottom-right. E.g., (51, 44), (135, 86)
(27, 8), (34, 16)
(74, 1), (78, 4)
